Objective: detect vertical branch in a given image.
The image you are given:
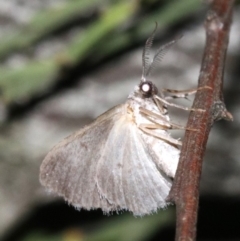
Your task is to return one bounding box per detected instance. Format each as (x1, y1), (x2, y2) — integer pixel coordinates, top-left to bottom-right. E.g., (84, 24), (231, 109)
(168, 1), (234, 240)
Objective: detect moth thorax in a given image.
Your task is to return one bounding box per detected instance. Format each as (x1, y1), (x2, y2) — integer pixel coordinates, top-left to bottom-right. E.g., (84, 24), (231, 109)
(139, 81), (158, 98)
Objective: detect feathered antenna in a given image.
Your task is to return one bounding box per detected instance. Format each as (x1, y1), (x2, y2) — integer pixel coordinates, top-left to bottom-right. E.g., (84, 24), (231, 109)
(141, 22), (158, 82)
(145, 37), (180, 77)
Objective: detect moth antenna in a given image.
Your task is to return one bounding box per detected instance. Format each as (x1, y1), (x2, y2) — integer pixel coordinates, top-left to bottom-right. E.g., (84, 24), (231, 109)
(141, 22), (158, 82)
(146, 35), (182, 77)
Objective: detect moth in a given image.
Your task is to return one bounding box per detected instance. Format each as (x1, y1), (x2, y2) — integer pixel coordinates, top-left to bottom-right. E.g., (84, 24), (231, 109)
(40, 26), (192, 216)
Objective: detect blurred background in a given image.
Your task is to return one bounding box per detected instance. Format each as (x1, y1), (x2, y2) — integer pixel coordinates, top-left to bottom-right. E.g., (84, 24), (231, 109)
(0, 0), (239, 241)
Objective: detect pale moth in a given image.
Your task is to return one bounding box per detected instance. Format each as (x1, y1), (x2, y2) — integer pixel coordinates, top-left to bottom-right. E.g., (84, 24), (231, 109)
(40, 26), (195, 216)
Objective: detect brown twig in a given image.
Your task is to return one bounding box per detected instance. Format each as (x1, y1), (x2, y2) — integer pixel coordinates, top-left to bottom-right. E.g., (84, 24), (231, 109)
(168, 1), (235, 240)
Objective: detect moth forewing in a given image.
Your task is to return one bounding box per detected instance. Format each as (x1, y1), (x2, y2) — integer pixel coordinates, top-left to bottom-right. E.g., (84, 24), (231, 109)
(95, 113), (174, 215)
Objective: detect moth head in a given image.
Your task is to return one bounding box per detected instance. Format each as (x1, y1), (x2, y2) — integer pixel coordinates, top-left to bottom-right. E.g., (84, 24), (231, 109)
(139, 80), (158, 98)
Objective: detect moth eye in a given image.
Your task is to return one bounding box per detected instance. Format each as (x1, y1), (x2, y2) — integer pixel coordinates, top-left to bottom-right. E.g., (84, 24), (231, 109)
(139, 81), (158, 97)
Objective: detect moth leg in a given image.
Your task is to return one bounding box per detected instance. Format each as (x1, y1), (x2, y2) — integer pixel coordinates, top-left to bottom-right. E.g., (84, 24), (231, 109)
(139, 107), (197, 131)
(139, 123), (170, 130)
(163, 86), (212, 100)
(140, 121), (186, 131)
(154, 95), (205, 112)
(139, 106), (168, 122)
(139, 124), (182, 146)
(140, 107), (182, 129)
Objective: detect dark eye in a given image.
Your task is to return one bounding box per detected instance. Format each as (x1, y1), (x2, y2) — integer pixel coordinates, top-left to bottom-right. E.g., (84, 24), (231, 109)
(139, 81), (158, 97)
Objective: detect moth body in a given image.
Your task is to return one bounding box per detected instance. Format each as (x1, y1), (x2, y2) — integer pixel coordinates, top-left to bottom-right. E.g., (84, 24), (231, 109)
(127, 85), (179, 178)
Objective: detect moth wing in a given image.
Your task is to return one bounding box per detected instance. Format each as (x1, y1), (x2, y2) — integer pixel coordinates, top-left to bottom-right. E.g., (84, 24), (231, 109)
(143, 137), (180, 178)
(96, 117), (172, 216)
(40, 103), (172, 216)
(40, 104), (125, 210)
